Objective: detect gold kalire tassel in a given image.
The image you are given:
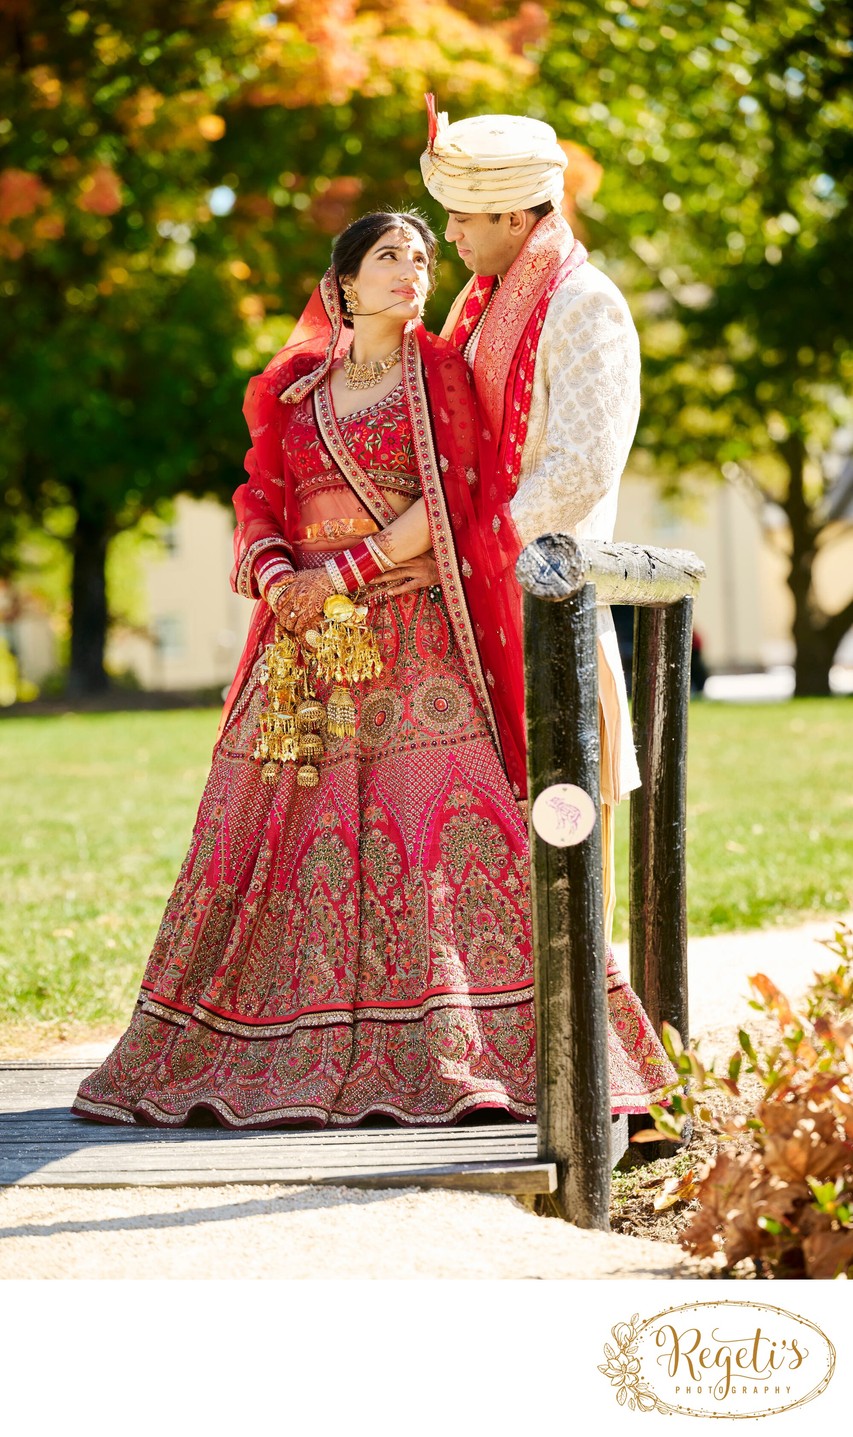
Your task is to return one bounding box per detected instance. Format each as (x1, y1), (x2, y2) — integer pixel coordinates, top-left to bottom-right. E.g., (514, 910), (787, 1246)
(254, 594), (383, 781)
(314, 595), (382, 738)
(294, 685), (325, 788)
(253, 628), (306, 786)
(326, 684), (357, 738)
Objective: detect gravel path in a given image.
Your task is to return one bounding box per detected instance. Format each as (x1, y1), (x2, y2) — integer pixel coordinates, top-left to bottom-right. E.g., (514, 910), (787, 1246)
(0, 1183), (693, 1279)
(1, 919), (844, 1280)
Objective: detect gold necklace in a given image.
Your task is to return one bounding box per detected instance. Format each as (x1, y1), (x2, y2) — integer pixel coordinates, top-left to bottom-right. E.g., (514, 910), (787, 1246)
(342, 345), (402, 391)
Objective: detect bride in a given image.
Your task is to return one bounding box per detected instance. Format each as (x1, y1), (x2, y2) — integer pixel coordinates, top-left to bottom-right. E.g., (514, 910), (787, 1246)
(72, 210), (674, 1128)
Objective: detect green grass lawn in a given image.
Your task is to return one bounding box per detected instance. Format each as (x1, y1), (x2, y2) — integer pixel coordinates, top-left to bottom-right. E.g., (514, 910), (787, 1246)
(0, 710), (215, 1048)
(615, 698), (852, 937)
(1, 700), (851, 1046)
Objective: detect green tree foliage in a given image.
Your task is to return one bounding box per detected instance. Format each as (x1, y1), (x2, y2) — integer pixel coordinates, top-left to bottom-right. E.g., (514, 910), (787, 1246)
(0, 0), (531, 693)
(538, 0), (853, 694)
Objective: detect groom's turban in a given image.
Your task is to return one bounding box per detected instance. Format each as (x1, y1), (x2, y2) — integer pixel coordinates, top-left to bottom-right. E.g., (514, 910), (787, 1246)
(420, 104), (567, 214)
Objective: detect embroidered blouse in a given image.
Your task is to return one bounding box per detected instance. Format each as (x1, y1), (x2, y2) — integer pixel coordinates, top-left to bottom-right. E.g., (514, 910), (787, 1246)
(286, 380), (421, 506)
(281, 379), (422, 556)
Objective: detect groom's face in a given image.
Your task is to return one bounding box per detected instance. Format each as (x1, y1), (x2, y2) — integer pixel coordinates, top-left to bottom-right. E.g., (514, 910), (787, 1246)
(444, 210), (524, 279)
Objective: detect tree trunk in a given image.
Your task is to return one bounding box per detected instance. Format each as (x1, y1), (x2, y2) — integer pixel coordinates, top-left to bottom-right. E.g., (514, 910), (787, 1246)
(792, 624), (835, 698)
(67, 506), (110, 697)
(781, 435), (834, 698)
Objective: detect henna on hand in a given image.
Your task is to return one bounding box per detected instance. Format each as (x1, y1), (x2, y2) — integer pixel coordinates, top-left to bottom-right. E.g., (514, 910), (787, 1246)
(274, 570), (334, 632)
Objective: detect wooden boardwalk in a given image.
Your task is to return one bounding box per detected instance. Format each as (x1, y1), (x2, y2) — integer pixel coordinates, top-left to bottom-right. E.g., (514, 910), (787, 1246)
(0, 1063), (556, 1194)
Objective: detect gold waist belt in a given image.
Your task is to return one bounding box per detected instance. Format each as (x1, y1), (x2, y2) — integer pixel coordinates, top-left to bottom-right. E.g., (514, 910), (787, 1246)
(297, 517), (379, 543)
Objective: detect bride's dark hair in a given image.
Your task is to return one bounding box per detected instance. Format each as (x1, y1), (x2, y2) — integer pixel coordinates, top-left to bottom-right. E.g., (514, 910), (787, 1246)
(331, 210), (437, 328)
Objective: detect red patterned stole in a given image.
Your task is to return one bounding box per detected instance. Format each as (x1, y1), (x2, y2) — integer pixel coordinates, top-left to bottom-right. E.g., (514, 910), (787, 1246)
(440, 215), (589, 800)
(449, 213), (587, 489)
(402, 328), (503, 768)
(448, 275), (498, 351)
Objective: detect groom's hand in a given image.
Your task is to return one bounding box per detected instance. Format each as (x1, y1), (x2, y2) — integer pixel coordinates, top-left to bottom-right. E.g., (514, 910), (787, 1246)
(369, 553), (439, 596)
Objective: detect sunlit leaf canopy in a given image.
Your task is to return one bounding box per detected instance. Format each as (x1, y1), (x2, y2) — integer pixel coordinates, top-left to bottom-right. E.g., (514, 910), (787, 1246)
(539, 0), (852, 486)
(0, 0), (850, 692)
(0, 0), (533, 551)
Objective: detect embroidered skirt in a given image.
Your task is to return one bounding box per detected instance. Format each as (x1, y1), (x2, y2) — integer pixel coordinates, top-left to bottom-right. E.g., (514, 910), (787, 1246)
(72, 591), (674, 1128)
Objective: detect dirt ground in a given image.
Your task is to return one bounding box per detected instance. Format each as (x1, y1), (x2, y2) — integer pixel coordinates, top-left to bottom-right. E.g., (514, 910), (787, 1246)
(609, 1015), (776, 1252)
(0, 1182), (700, 1280)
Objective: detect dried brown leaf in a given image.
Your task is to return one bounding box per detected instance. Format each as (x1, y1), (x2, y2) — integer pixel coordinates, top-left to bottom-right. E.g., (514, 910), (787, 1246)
(630, 1127), (670, 1144)
(750, 973), (796, 1028)
(651, 933), (853, 1275)
(814, 1014), (853, 1051)
(802, 1228), (853, 1280)
(652, 1168), (698, 1211)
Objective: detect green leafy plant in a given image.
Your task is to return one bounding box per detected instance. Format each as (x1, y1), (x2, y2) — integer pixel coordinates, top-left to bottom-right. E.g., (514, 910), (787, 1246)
(637, 922), (853, 1278)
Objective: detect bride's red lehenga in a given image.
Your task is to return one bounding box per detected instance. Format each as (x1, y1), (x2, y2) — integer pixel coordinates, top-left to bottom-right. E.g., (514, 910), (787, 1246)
(72, 291), (675, 1128)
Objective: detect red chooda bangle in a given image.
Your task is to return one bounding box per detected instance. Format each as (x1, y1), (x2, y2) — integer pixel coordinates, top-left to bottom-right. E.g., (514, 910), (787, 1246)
(334, 540), (385, 594)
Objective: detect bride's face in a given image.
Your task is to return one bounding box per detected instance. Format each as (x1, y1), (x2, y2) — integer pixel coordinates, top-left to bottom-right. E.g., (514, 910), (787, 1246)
(346, 225), (431, 323)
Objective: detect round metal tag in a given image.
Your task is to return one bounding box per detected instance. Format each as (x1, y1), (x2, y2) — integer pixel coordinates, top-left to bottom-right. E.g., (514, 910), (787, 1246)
(530, 784), (597, 847)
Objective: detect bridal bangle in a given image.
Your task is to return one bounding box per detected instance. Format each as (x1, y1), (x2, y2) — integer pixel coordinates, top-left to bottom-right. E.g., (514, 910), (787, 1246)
(256, 553), (295, 601)
(325, 538), (397, 596)
(363, 534), (397, 573)
(325, 557), (350, 595)
(265, 579), (296, 612)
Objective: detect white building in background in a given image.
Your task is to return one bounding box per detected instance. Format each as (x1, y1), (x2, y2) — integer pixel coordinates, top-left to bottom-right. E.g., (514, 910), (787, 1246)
(0, 591), (57, 685)
(6, 483), (852, 695)
(107, 496), (251, 692)
(615, 476), (766, 670)
(614, 477), (853, 672)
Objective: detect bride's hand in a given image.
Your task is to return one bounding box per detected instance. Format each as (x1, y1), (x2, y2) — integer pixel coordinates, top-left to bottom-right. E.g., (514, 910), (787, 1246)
(271, 571), (334, 636)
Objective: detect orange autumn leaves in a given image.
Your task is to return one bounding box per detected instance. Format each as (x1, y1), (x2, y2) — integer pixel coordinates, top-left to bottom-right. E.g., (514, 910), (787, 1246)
(116, 89), (228, 152)
(0, 167), (62, 257)
(0, 168), (50, 221)
(77, 164), (123, 215)
(0, 162), (122, 257)
(1, 3), (601, 261)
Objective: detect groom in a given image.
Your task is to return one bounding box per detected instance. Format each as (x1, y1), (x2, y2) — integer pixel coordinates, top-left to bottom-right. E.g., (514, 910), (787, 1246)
(421, 102), (642, 939)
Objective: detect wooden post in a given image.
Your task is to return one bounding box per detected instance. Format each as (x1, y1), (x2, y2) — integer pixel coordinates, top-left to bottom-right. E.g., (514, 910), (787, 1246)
(522, 579), (611, 1229)
(629, 598), (694, 1054)
(516, 535), (706, 1203)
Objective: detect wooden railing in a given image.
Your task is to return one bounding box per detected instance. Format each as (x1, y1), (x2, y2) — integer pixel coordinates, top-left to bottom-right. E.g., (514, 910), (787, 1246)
(516, 534), (707, 1228)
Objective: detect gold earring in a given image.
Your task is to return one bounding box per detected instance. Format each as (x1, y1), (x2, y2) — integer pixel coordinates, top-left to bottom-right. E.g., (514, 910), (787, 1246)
(342, 282), (359, 315)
